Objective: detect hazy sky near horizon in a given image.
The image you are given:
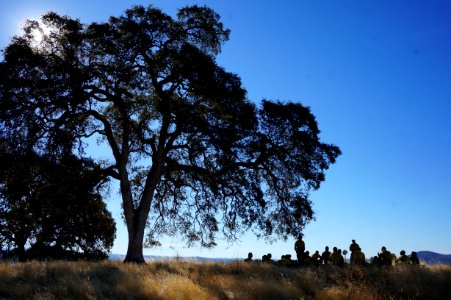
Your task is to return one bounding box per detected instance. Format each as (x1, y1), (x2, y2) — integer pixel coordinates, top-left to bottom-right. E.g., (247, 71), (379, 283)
(1, 0), (450, 259)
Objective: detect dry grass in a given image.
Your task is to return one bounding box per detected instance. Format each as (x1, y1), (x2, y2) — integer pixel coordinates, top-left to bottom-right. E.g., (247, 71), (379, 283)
(0, 260), (450, 299)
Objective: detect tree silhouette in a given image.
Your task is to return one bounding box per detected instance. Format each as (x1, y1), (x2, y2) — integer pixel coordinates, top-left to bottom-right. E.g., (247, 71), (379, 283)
(0, 140), (116, 261)
(0, 5), (341, 263)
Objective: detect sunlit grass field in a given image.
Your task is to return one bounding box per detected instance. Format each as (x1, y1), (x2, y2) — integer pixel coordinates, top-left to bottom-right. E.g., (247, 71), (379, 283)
(0, 260), (450, 299)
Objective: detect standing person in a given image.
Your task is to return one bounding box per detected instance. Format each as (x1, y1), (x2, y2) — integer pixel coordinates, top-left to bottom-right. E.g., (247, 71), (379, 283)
(337, 249), (345, 267)
(330, 247), (340, 266)
(410, 251), (420, 265)
(330, 247), (345, 267)
(303, 251), (311, 266)
(349, 239), (360, 262)
(351, 247), (366, 266)
(321, 246), (331, 265)
(294, 235), (305, 265)
(378, 246), (394, 267)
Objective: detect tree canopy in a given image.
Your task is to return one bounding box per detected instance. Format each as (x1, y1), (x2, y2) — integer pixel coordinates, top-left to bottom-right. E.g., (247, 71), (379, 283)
(0, 5), (341, 263)
(0, 140), (116, 261)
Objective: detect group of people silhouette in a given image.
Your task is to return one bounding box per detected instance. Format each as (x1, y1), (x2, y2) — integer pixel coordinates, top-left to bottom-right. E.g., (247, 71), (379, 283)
(244, 237), (420, 268)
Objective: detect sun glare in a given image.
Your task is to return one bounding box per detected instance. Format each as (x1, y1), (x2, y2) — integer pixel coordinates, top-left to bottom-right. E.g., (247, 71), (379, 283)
(16, 15), (52, 46)
(30, 21), (51, 44)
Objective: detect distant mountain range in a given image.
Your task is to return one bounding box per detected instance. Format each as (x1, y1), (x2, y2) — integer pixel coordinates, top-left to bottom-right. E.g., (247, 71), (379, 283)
(109, 253), (237, 263)
(110, 251), (451, 265)
(417, 251), (451, 265)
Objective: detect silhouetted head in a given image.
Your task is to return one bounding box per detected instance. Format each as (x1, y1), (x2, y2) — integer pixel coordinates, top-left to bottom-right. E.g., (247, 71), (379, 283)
(333, 246), (337, 252)
(352, 239), (356, 243)
(411, 251), (417, 257)
(400, 250), (406, 255)
(267, 253), (272, 259)
(325, 246), (329, 251)
(248, 252), (253, 258)
(381, 246), (386, 251)
(338, 249), (342, 254)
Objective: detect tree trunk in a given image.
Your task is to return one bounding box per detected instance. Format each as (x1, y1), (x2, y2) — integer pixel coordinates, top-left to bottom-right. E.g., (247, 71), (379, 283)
(124, 222), (146, 263)
(16, 242), (27, 262)
(120, 143), (163, 264)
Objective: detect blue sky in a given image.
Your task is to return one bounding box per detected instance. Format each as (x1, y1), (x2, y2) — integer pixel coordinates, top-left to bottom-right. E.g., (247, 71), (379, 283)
(1, 0), (450, 260)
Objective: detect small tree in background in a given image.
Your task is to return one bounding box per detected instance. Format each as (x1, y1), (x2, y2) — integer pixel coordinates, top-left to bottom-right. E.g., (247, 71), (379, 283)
(0, 5), (341, 263)
(0, 141), (116, 261)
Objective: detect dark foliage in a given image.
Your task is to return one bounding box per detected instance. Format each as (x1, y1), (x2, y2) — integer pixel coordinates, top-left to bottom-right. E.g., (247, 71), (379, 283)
(0, 141), (116, 261)
(0, 5), (340, 263)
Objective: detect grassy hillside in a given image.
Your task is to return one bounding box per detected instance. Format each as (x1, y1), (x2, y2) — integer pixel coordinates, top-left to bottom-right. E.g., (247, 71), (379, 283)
(0, 260), (450, 299)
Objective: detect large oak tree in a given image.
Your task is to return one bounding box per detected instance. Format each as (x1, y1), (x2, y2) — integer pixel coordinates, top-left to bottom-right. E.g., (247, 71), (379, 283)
(0, 5), (341, 263)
